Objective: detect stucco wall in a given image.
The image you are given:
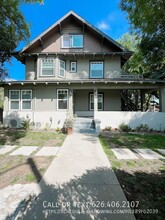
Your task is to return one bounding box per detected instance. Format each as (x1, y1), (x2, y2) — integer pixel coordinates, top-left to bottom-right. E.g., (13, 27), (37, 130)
(95, 111), (165, 131)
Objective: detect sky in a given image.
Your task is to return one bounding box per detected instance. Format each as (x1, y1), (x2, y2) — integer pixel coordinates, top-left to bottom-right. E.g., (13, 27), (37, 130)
(6, 0), (130, 80)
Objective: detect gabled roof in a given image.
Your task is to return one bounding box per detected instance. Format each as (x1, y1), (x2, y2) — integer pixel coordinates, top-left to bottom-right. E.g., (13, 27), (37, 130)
(20, 10), (130, 53)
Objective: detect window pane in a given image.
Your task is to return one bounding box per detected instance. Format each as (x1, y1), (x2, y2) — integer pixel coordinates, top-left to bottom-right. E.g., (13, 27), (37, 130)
(72, 35), (83, 47)
(42, 59), (54, 76)
(59, 61), (65, 77)
(98, 94), (103, 102)
(98, 102), (103, 110)
(57, 90), (68, 110)
(11, 101), (19, 109)
(90, 103), (94, 110)
(63, 35), (70, 47)
(10, 91), (19, 99)
(42, 59), (53, 67)
(71, 62), (77, 72)
(42, 69), (54, 76)
(90, 94), (94, 102)
(90, 62), (103, 78)
(58, 93), (67, 99)
(58, 100), (67, 109)
(22, 101), (31, 109)
(22, 91), (31, 99)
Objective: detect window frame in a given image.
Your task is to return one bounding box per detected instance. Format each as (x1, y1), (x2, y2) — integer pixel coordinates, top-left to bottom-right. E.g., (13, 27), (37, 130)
(21, 90), (32, 110)
(90, 61), (104, 79)
(89, 93), (104, 111)
(70, 61), (77, 72)
(9, 90), (20, 110)
(59, 60), (66, 78)
(61, 34), (83, 48)
(40, 58), (55, 77)
(57, 89), (68, 110)
(9, 90), (32, 111)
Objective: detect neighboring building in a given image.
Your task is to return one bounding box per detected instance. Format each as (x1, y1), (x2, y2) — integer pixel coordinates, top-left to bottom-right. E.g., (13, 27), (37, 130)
(2, 11), (165, 130)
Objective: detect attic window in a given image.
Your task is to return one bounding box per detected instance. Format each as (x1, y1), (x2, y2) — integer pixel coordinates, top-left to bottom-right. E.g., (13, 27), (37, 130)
(62, 35), (83, 48)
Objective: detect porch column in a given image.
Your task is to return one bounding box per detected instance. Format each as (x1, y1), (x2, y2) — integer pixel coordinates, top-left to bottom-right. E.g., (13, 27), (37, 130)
(159, 88), (165, 112)
(94, 88), (98, 114)
(140, 90), (145, 111)
(68, 89), (73, 116)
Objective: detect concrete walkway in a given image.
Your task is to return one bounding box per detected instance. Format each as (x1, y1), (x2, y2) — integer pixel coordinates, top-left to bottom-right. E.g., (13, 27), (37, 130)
(13, 132), (135, 220)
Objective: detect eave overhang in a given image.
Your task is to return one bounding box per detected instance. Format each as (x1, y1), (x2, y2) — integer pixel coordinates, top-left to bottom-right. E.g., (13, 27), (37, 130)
(13, 51), (133, 64)
(2, 79), (165, 89)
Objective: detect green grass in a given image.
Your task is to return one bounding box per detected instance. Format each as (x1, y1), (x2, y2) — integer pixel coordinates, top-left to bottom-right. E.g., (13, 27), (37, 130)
(0, 129), (66, 146)
(109, 133), (165, 150)
(25, 173), (36, 182)
(99, 132), (165, 220)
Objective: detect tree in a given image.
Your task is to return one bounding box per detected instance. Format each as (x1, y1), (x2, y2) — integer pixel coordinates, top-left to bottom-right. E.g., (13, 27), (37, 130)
(116, 33), (144, 74)
(0, 0), (43, 79)
(119, 0), (165, 73)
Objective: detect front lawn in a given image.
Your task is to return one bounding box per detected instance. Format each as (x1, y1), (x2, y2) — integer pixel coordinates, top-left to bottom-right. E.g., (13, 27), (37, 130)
(0, 128), (66, 146)
(0, 129), (66, 189)
(99, 131), (165, 220)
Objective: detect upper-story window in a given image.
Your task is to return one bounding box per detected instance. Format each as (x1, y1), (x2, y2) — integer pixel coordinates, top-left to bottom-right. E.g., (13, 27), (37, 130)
(41, 59), (54, 76)
(90, 61), (103, 78)
(70, 61), (77, 72)
(59, 60), (65, 78)
(62, 35), (83, 48)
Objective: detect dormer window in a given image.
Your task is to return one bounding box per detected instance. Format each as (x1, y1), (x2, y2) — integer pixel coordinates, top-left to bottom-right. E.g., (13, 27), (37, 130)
(62, 34), (83, 48)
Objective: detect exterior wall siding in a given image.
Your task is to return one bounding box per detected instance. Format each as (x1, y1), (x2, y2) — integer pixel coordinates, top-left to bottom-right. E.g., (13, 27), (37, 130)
(26, 56), (121, 80)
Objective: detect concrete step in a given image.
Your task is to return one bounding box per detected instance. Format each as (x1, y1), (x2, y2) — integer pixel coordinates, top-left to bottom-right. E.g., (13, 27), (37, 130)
(73, 118), (95, 133)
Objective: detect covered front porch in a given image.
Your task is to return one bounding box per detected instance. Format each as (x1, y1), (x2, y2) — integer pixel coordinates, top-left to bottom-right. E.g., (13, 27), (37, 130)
(68, 81), (165, 131)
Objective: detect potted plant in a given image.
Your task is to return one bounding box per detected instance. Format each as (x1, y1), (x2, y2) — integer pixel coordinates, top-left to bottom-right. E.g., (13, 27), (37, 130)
(64, 117), (74, 134)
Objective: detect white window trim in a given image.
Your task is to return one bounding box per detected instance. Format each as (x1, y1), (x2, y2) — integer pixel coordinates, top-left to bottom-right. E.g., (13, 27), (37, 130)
(9, 90), (20, 110)
(61, 34), (83, 48)
(40, 58), (55, 77)
(57, 89), (68, 111)
(9, 90), (32, 111)
(59, 60), (66, 78)
(70, 61), (77, 72)
(90, 61), (104, 79)
(90, 93), (103, 111)
(21, 90), (32, 110)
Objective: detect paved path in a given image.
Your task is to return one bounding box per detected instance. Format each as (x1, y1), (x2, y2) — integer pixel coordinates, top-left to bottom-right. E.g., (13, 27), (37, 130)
(0, 133), (136, 220)
(19, 133), (135, 220)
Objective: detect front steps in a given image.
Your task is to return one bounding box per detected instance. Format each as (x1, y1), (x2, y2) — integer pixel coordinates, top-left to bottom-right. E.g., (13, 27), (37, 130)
(73, 117), (96, 133)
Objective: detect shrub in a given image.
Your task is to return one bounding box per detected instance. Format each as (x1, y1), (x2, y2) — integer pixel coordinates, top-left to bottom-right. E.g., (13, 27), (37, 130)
(119, 123), (131, 132)
(136, 124), (149, 132)
(21, 119), (31, 130)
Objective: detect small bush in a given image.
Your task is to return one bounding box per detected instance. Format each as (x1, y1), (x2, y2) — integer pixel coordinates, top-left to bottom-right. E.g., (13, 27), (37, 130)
(21, 119), (31, 130)
(103, 126), (112, 131)
(136, 124), (149, 132)
(119, 123), (131, 132)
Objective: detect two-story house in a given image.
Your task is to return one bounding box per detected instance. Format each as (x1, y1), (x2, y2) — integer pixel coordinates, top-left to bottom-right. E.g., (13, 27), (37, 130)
(2, 11), (165, 130)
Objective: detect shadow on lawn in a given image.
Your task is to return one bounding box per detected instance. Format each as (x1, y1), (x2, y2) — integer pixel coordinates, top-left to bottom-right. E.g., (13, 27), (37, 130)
(115, 169), (165, 220)
(6, 159), (136, 220)
(0, 128), (27, 145)
(6, 159), (165, 220)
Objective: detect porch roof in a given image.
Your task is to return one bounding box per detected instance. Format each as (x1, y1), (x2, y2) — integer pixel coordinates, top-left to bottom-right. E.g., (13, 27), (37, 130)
(2, 78), (165, 87)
